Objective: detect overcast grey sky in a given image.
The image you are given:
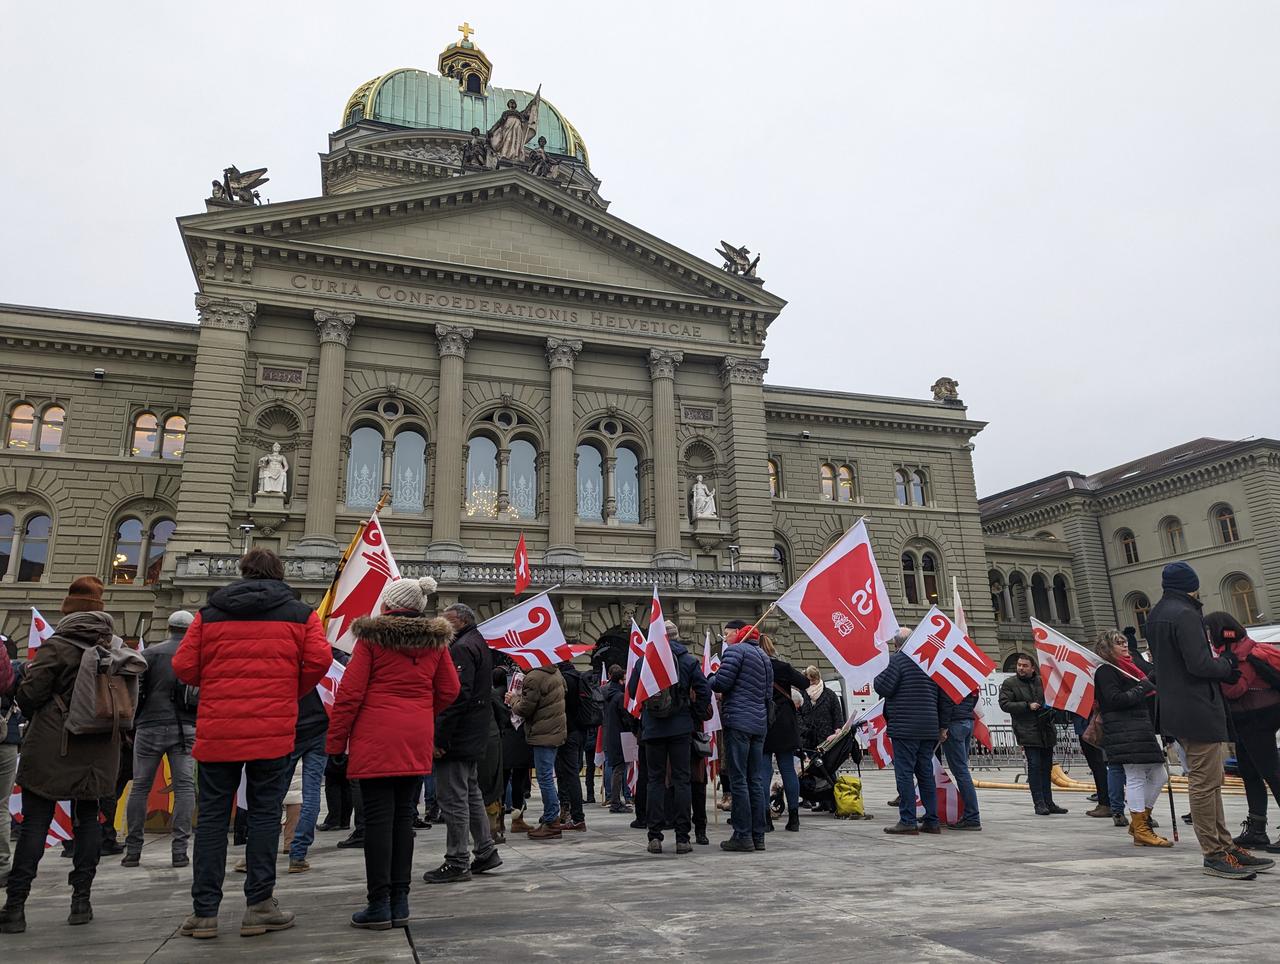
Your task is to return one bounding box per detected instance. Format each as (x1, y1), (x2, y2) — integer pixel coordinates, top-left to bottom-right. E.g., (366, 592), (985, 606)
(3, 2), (1277, 495)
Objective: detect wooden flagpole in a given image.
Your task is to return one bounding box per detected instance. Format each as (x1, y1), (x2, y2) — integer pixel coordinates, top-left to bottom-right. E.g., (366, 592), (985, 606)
(316, 492), (390, 622)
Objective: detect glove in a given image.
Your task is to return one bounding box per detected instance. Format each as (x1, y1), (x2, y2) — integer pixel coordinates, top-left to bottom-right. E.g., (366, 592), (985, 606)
(1225, 667), (1243, 685)
(1223, 650), (1240, 670)
(329, 752), (348, 766)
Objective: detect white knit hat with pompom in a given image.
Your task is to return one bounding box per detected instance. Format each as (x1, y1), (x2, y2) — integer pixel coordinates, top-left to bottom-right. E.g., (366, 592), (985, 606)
(378, 575), (439, 614)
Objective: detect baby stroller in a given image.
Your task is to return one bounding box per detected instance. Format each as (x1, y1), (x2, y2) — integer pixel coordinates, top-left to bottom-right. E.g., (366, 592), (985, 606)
(770, 718), (863, 815)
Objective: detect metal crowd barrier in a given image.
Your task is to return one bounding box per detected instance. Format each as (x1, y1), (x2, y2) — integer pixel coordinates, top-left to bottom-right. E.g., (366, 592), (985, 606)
(965, 724), (1083, 776)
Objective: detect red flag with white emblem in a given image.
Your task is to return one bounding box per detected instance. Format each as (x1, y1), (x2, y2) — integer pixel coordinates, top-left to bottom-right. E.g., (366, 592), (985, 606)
(479, 592), (590, 671)
(853, 699), (893, 768)
(901, 607), (996, 703)
(28, 607), (54, 653)
(319, 513), (401, 654)
(1031, 618), (1108, 717)
(513, 532), (531, 597)
(776, 519), (899, 692)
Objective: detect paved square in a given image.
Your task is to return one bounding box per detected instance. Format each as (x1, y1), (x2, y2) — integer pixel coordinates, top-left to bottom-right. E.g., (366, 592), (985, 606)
(4, 769), (1279, 962)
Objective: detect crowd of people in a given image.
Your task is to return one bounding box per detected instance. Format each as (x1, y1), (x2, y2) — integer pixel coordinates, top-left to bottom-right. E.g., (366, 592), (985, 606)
(1, 553), (1278, 941)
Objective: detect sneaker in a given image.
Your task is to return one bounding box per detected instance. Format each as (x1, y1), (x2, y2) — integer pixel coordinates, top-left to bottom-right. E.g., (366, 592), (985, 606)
(470, 850), (503, 875)
(172, 853), (190, 868)
(1229, 848), (1276, 872)
(919, 822), (942, 835)
(676, 840), (693, 854)
(527, 823), (562, 841)
(422, 862), (472, 884)
(179, 913), (218, 939)
(608, 805), (633, 814)
(562, 820), (587, 832)
(753, 837), (766, 851)
(948, 820), (982, 831)
(412, 816), (431, 830)
(1181, 812), (1194, 825)
(1203, 852), (1258, 880)
(1034, 805), (1052, 816)
(121, 853), (140, 868)
(288, 859), (310, 874)
(719, 837), (754, 852)
(1087, 793), (1099, 802)
(887, 796), (900, 807)
(647, 839), (663, 854)
(883, 822), (920, 835)
(1086, 804), (1112, 818)
(241, 897), (296, 937)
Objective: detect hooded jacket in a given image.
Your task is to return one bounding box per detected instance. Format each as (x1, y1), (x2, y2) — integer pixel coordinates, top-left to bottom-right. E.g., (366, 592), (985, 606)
(512, 664), (567, 747)
(1219, 637), (1280, 714)
(325, 613), (460, 779)
(1148, 590), (1233, 743)
(172, 578), (331, 763)
(711, 637), (774, 736)
(15, 612), (125, 800)
(435, 623), (494, 763)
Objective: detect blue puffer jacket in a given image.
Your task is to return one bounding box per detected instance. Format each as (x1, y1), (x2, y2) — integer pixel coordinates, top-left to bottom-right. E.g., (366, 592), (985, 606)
(633, 640), (711, 742)
(711, 638), (774, 736)
(873, 650), (954, 741)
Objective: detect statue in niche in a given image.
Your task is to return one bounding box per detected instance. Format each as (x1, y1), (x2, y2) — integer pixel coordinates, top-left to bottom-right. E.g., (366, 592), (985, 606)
(257, 442), (289, 495)
(690, 475), (718, 520)
(487, 87), (541, 163)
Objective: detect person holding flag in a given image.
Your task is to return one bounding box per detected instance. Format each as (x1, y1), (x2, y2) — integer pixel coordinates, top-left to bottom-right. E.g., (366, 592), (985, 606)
(999, 653), (1066, 817)
(940, 580), (983, 831)
(505, 654), (567, 841)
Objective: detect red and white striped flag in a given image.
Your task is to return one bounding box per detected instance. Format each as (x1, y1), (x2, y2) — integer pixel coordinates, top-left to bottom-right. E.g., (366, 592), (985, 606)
(479, 591), (590, 671)
(917, 759), (964, 825)
(632, 587), (679, 712)
(28, 607), (54, 653)
(853, 699), (893, 768)
(316, 658), (344, 712)
(1031, 618), (1106, 717)
(624, 620), (646, 717)
(9, 787), (73, 849)
(701, 630), (722, 781)
(593, 663), (607, 769)
(952, 577), (993, 750)
(901, 607), (996, 703)
(319, 513), (400, 654)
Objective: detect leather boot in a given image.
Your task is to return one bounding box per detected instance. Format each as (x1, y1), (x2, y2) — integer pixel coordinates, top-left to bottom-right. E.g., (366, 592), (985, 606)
(510, 811), (532, 834)
(1131, 810), (1172, 848)
(785, 809), (800, 832)
(764, 811), (774, 832)
(0, 898), (26, 934)
(68, 896), (93, 926)
(1233, 813), (1270, 849)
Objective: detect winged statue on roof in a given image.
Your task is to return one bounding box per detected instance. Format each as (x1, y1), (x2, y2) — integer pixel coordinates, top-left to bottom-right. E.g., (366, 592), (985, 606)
(210, 165), (269, 205)
(716, 241), (762, 282)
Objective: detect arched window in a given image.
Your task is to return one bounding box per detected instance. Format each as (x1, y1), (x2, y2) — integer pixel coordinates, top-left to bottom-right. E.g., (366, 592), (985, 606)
(767, 459), (780, 499)
(1160, 516), (1186, 555)
(1053, 574), (1072, 623)
(911, 470), (928, 507)
(1117, 528), (1139, 566)
(5, 404), (36, 449)
(1214, 505), (1240, 545)
(920, 552), (940, 604)
(390, 430), (427, 513)
(989, 570), (1009, 622)
(576, 444), (604, 522)
(38, 405), (66, 452)
(1008, 572), (1028, 620)
(345, 426), (382, 509)
(1226, 575), (1260, 625)
(901, 552), (919, 605)
(465, 435), (499, 519)
(466, 73), (482, 94)
(111, 519), (145, 584)
(773, 544), (791, 583)
(894, 469), (910, 506)
(837, 465), (856, 503)
(145, 520), (175, 585)
(1128, 592), (1152, 638)
(131, 413), (159, 458)
(0, 512), (13, 578)
(820, 463), (836, 501)
(18, 514), (51, 582)
(1030, 573), (1052, 622)
(614, 446), (640, 524)
(509, 439), (538, 520)
(161, 415), (186, 460)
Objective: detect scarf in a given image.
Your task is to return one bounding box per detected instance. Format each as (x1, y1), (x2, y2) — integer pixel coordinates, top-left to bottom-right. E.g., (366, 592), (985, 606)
(1115, 652), (1152, 694)
(806, 682), (825, 704)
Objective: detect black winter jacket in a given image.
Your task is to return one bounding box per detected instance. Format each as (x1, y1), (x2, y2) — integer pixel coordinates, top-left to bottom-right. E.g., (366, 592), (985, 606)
(134, 633), (198, 729)
(2, 660), (24, 746)
(999, 673), (1057, 749)
(294, 688), (329, 746)
(601, 679), (628, 761)
(873, 651), (953, 741)
(1148, 590), (1233, 743)
(436, 624), (494, 762)
(799, 685), (845, 749)
(1095, 663), (1163, 765)
(950, 690), (979, 723)
(765, 659), (811, 754)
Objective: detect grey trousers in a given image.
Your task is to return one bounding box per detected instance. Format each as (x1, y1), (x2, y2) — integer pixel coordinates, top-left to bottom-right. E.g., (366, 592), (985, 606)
(435, 758), (495, 869)
(0, 744), (17, 872)
(125, 723), (196, 858)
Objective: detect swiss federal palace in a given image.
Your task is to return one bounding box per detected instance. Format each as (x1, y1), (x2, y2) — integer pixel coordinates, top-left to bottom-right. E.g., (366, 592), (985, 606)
(2, 29), (1278, 673)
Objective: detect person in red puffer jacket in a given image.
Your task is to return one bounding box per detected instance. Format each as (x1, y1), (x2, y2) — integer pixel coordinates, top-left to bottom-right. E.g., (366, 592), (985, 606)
(172, 548), (330, 942)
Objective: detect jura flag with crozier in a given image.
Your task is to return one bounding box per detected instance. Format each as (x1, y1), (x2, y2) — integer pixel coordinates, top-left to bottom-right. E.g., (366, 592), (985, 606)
(513, 532), (531, 597)
(901, 608), (996, 703)
(316, 658), (344, 712)
(478, 592), (589, 671)
(853, 699), (893, 768)
(322, 514), (401, 654)
(9, 787), (73, 849)
(637, 587), (679, 702)
(917, 759), (964, 825)
(624, 620), (646, 717)
(951, 577), (993, 749)
(28, 607), (54, 653)
(1032, 618), (1107, 717)
(776, 519), (899, 692)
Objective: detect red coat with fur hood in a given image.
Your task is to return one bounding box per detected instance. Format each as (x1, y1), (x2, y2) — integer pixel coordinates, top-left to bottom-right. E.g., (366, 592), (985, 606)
(325, 612), (460, 779)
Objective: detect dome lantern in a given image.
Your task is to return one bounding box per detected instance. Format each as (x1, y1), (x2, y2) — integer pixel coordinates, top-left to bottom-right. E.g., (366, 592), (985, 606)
(438, 21), (492, 96)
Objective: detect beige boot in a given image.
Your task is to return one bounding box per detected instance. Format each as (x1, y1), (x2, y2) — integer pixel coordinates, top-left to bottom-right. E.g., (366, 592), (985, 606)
(486, 801), (505, 844)
(1131, 810), (1173, 848)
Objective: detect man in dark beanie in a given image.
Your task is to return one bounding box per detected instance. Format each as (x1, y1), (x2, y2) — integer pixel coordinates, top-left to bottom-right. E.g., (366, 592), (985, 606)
(1148, 560), (1272, 879)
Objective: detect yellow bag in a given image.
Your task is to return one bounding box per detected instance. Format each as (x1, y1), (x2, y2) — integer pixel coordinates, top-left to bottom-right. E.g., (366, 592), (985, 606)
(833, 775), (864, 818)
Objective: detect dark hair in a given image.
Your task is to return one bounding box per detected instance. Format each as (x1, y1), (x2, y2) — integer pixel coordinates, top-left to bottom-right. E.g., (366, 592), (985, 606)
(724, 619), (750, 630)
(609, 663), (624, 682)
(240, 547), (285, 581)
(1205, 611), (1247, 647)
(1015, 652), (1035, 666)
(492, 667), (508, 688)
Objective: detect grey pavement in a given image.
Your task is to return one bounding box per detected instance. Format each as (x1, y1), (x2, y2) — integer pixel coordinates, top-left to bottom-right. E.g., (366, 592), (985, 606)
(2, 768), (1278, 962)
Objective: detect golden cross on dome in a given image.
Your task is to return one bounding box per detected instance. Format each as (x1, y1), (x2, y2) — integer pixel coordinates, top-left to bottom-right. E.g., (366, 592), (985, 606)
(457, 21), (475, 42)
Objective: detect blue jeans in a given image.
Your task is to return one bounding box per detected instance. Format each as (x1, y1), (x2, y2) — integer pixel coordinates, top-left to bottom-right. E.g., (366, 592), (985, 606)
(1107, 763), (1126, 815)
(941, 719), (980, 824)
(892, 737), (937, 827)
(770, 751), (800, 811)
(723, 728), (767, 839)
(532, 745), (560, 826)
(288, 733), (326, 861)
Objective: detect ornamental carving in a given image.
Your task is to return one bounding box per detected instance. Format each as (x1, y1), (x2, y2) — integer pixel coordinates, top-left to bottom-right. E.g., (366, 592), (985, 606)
(647, 349), (683, 381)
(195, 295), (257, 332)
(314, 310), (356, 346)
(435, 324), (475, 359)
(398, 143), (462, 165)
(931, 377), (961, 402)
(719, 356), (768, 387)
(545, 337), (583, 371)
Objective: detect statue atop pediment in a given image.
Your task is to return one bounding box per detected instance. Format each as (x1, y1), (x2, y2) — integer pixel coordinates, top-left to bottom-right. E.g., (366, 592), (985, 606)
(210, 165), (269, 205)
(716, 241), (762, 284)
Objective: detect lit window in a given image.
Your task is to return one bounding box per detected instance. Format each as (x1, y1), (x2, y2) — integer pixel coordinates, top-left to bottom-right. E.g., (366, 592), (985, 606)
(18, 514), (51, 582)
(145, 520), (175, 585)
(767, 459), (780, 498)
(837, 465), (855, 503)
(161, 415), (187, 460)
(131, 413), (159, 458)
(895, 469), (910, 506)
(111, 518), (145, 584)
(820, 464), (835, 501)
(1215, 506), (1239, 545)
(921, 552), (939, 604)
(465, 436), (499, 519)
(5, 404), (35, 449)
(38, 406), (65, 452)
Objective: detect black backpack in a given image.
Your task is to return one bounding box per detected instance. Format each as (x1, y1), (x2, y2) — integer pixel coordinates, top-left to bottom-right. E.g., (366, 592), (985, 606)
(645, 657), (692, 720)
(564, 667), (602, 729)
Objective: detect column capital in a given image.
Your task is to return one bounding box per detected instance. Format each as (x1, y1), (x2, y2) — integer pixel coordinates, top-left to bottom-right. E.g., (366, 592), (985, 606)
(545, 337), (583, 371)
(719, 355), (769, 387)
(314, 309), (356, 346)
(647, 348), (684, 381)
(436, 324), (475, 359)
(195, 294), (257, 332)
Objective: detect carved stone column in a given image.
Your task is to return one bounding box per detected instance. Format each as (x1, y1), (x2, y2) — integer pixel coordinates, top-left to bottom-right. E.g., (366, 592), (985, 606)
(545, 338), (582, 564)
(166, 295), (257, 559)
(649, 349), (686, 567)
(496, 448), (512, 518)
(297, 310), (355, 556)
(719, 356), (774, 570)
(427, 324), (473, 561)
(604, 454), (619, 526)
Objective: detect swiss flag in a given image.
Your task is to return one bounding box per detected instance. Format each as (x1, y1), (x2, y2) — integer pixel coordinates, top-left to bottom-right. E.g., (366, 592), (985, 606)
(320, 514), (400, 654)
(776, 519), (898, 691)
(917, 759), (964, 825)
(1032, 618), (1106, 717)
(513, 533), (531, 597)
(901, 607), (996, 703)
(28, 607), (55, 653)
(854, 699), (893, 768)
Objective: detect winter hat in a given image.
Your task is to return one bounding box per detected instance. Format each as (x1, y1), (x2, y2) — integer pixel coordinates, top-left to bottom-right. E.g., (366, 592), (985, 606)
(1205, 611), (1247, 647)
(378, 576), (438, 614)
(168, 610), (195, 631)
(1161, 561), (1199, 594)
(61, 576), (105, 615)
